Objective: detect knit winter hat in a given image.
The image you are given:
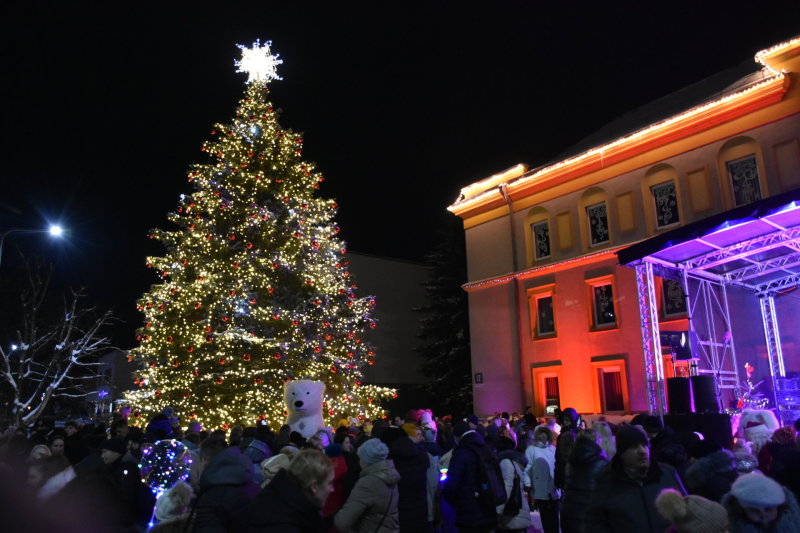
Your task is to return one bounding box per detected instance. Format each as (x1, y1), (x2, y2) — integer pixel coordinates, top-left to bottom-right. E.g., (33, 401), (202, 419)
(101, 438), (127, 455)
(357, 437), (389, 466)
(453, 420), (472, 439)
(186, 421), (202, 433)
(729, 472), (786, 508)
(616, 425), (650, 455)
(733, 451), (758, 474)
(655, 489), (729, 533)
(260, 453), (290, 482)
(155, 481), (193, 521)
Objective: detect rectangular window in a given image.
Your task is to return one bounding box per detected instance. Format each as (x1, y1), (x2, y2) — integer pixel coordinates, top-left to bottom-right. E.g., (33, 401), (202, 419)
(531, 220), (551, 260)
(651, 181), (680, 228)
(598, 368), (625, 412)
(727, 154), (761, 206)
(588, 277), (617, 329)
(529, 285), (556, 339)
(535, 295), (556, 337)
(586, 202), (609, 246)
(661, 279), (687, 317)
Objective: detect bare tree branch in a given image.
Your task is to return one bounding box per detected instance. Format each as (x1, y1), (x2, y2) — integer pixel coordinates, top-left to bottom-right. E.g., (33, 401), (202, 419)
(0, 259), (117, 427)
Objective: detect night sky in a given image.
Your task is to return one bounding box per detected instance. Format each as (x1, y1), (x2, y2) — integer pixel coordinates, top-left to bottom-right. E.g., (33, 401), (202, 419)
(2, 2), (800, 345)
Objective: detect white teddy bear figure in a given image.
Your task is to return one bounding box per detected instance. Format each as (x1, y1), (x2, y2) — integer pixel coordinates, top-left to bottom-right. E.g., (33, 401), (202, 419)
(284, 379), (326, 439)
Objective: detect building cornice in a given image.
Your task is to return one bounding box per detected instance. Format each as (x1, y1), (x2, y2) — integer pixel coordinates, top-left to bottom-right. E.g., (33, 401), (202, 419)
(449, 73), (790, 221)
(462, 247), (625, 292)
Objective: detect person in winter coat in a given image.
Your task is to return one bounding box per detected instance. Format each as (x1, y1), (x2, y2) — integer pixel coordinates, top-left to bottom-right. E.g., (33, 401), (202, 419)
(757, 425), (797, 476)
(442, 420), (498, 533)
(381, 427), (431, 532)
(51, 437), (155, 532)
(722, 472), (800, 533)
(683, 448), (738, 502)
(523, 426), (556, 489)
(243, 435), (272, 485)
(554, 407), (580, 490)
(560, 429), (609, 533)
(334, 438), (400, 533)
(247, 448), (335, 533)
(151, 480), (195, 533)
(524, 426), (558, 533)
(495, 437), (531, 532)
(585, 425), (686, 533)
(194, 436), (260, 532)
(322, 443), (350, 531)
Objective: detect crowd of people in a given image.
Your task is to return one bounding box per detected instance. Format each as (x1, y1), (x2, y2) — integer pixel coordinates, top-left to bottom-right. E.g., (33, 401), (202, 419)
(1, 406), (800, 532)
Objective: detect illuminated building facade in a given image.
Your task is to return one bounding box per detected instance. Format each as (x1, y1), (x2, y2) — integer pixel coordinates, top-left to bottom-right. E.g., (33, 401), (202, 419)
(449, 38), (800, 417)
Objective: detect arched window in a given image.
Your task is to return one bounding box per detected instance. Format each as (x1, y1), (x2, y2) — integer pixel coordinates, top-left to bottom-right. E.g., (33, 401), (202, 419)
(643, 164), (682, 232)
(717, 137), (767, 208)
(524, 207), (551, 266)
(581, 188), (610, 248)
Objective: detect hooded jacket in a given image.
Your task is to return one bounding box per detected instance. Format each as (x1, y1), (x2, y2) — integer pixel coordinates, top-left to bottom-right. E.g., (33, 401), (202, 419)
(554, 408), (580, 489)
(561, 438), (608, 533)
(441, 430), (499, 529)
(247, 468), (324, 533)
(334, 458), (400, 533)
(195, 446), (260, 532)
(495, 450), (531, 531)
(386, 435), (430, 531)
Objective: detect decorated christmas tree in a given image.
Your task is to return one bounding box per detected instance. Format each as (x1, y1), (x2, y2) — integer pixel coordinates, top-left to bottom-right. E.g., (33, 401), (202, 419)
(125, 41), (395, 430)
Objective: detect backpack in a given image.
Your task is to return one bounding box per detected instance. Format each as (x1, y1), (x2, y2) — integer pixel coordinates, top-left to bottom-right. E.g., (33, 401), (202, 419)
(471, 446), (507, 508)
(501, 464), (522, 517)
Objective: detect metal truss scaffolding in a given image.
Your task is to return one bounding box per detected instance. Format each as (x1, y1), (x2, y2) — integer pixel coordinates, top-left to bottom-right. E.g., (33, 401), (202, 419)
(619, 191), (800, 419)
(635, 262), (667, 416)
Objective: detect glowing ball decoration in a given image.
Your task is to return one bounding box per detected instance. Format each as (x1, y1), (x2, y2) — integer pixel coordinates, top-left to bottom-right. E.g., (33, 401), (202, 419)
(138, 439), (193, 492)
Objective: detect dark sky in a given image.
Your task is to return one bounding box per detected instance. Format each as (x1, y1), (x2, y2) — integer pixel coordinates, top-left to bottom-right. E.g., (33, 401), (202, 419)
(2, 2), (800, 345)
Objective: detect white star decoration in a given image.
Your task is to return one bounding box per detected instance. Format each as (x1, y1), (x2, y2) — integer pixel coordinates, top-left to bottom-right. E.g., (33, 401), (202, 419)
(235, 40), (283, 84)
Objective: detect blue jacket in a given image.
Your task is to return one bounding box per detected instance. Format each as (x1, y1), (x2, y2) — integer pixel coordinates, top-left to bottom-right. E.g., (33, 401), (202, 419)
(442, 431), (498, 529)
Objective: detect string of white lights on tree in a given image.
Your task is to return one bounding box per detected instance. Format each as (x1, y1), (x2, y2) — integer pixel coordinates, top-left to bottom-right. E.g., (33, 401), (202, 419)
(125, 41), (395, 431)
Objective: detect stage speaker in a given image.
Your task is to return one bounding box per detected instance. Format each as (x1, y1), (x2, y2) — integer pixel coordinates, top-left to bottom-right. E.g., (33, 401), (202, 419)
(663, 413), (733, 449)
(691, 375), (719, 414)
(666, 377), (693, 414)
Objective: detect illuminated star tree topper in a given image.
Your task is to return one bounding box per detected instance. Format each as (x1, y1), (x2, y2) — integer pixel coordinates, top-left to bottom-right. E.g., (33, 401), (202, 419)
(235, 39), (283, 84)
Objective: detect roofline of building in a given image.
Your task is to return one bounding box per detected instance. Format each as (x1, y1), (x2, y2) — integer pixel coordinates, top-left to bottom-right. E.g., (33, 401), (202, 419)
(449, 37), (800, 221)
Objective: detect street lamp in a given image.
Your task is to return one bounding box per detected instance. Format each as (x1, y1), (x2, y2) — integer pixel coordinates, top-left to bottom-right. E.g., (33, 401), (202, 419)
(0, 225), (66, 268)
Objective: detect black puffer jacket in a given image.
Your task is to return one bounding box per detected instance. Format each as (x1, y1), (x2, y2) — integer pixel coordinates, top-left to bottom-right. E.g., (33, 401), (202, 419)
(247, 468), (324, 533)
(561, 438), (608, 533)
(585, 458), (686, 533)
(387, 435), (430, 531)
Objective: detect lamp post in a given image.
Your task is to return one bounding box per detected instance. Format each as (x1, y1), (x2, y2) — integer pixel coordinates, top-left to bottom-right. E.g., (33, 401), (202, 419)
(0, 225), (65, 268)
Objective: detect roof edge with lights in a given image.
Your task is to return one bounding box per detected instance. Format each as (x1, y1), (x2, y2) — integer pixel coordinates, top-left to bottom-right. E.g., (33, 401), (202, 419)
(449, 37), (800, 221)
